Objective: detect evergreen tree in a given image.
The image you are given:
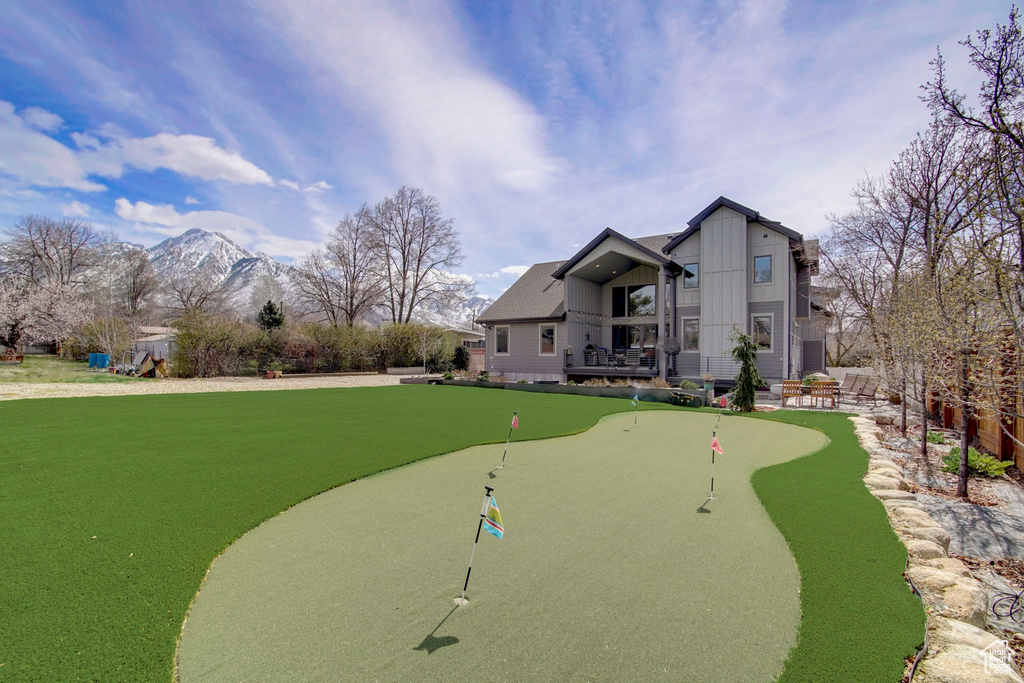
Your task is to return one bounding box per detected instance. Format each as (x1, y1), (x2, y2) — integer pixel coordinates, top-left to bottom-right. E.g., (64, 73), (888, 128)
(453, 344), (470, 371)
(256, 300), (285, 331)
(729, 329), (764, 412)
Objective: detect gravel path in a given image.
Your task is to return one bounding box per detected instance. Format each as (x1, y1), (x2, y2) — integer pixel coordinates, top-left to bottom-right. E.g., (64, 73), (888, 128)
(0, 374), (404, 401)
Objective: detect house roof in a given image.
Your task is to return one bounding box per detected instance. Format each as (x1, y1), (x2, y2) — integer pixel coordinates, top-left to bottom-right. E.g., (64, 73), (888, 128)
(551, 228), (677, 280)
(661, 196), (804, 254)
(133, 333), (173, 343)
(475, 261), (566, 324)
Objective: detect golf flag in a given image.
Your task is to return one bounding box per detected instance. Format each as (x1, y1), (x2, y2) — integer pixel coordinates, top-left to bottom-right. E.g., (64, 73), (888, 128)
(719, 396), (727, 408)
(511, 414), (519, 430)
(483, 498), (504, 539)
(631, 392), (639, 407)
(710, 436), (723, 455)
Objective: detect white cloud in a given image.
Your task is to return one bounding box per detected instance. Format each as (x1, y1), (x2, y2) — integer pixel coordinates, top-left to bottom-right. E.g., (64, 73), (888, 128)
(60, 200), (90, 217)
(81, 131), (273, 185)
(304, 180), (332, 192)
(184, 195), (200, 204)
(257, 0), (565, 194)
(476, 264), (531, 278)
(0, 101), (104, 191)
(19, 106), (63, 132)
(114, 198), (318, 258)
(279, 179), (300, 190)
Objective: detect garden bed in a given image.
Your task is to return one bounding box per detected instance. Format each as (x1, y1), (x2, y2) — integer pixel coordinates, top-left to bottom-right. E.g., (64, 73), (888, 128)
(433, 378), (705, 406)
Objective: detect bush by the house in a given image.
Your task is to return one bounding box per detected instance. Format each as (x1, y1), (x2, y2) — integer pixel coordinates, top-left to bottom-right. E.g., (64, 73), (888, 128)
(453, 345), (470, 371)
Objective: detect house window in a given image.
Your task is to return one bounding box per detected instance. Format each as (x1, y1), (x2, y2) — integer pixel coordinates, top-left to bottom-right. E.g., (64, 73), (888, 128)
(539, 324), (555, 355)
(612, 284), (656, 317)
(754, 255), (772, 283)
(752, 315), (773, 350)
(683, 263), (699, 288)
(683, 318), (699, 350)
(495, 326), (509, 354)
(611, 324), (657, 350)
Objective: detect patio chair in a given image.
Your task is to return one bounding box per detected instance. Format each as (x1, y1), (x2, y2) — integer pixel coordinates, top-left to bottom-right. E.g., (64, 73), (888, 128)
(595, 349), (609, 368)
(781, 379), (803, 407)
(842, 375), (868, 401)
(854, 377), (881, 405)
(625, 349), (641, 366)
(809, 381), (835, 409)
(837, 374), (858, 395)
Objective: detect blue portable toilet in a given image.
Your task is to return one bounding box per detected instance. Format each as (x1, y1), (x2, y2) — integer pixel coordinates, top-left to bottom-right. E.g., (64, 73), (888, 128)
(95, 354), (110, 369)
(88, 353), (97, 368)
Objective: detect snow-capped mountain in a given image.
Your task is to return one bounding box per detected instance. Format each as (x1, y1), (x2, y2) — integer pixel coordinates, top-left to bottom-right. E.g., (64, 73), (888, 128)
(144, 228), (495, 327)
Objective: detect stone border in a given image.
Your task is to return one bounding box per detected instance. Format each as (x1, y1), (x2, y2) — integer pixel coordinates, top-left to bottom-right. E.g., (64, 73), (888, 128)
(850, 415), (1024, 683)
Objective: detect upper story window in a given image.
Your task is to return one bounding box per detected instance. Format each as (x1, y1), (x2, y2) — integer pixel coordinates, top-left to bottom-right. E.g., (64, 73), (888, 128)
(495, 325), (510, 354)
(683, 263), (699, 289)
(612, 284), (656, 317)
(754, 255), (772, 283)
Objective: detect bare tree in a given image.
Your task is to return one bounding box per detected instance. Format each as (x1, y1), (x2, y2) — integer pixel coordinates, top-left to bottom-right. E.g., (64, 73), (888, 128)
(367, 187), (471, 323)
(1, 215), (103, 287)
(326, 207), (384, 326)
(290, 249), (345, 327)
(248, 272), (284, 320)
(115, 248), (158, 322)
(165, 271), (227, 317)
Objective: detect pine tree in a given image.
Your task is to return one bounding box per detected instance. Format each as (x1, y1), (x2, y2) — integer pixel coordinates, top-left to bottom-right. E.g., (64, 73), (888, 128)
(453, 344), (470, 371)
(256, 300), (285, 331)
(730, 329), (764, 412)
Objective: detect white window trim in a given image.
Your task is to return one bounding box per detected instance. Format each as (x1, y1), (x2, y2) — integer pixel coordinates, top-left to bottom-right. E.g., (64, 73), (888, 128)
(494, 325), (510, 356)
(538, 323), (556, 356)
(753, 255), (773, 284)
(682, 263), (699, 289)
(751, 313), (774, 352)
(681, 317), (700, 352)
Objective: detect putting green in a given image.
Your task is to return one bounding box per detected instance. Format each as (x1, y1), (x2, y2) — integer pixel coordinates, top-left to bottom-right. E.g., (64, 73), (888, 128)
(177, 411), (826, 682)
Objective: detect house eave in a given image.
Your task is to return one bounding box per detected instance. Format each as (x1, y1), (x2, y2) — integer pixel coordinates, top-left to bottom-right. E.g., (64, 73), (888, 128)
(552, 228), (670, 280)
(475, 314), (566, 326)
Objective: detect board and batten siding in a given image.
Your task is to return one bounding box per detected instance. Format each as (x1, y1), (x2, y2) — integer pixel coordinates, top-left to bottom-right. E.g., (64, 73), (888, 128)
(669, 232), (701, 307)
(673, 305), (701, 376)
(486, 321), (566, 382)
(696, 207), (748, 360)
(564, 275), (601, 352)
(802, 340), (826, 375)
(748, 224), (791, 303)
(749, 300), (784, 380)
(567, 236), (656, 275)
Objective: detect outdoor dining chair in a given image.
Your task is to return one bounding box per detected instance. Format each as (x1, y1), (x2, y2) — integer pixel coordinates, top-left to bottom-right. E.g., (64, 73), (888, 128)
(781, 379), (803, 407)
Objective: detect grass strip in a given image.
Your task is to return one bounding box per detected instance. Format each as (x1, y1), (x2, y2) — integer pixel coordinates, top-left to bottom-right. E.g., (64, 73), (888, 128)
(0, 384), (664, 681)
(750, 410), (925, 682)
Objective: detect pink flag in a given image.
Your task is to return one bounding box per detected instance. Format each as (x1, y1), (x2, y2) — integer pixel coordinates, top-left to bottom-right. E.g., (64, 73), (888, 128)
(719, 396), (727, 408)
(511, 414), (519, 430)
(710, 436), (723, 454)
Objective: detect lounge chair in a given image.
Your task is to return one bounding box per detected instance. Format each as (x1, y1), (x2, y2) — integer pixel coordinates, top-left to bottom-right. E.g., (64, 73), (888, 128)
(842, 375), (868, 401)
(854, 377), (880, 405)
(837, 374), (858, 395)
(781, 379), (803, 407)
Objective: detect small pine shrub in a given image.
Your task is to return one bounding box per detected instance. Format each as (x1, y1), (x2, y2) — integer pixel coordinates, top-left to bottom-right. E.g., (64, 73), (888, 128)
(566, 380), (576, 386)
(926, 431), (948, 445)
(941, 447), (1009, 478)
(678, 379), (700, 390)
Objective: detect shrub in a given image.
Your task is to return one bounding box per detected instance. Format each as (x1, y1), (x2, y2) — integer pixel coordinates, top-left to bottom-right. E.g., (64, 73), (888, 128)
(926, 431), (949, 445)
(729, 329), (764, 412)
(941, 447), (1010, 478)
(678, 379), (700, 390)
(172, 313), (263, 378)
(492, 374), (508, 383)
(517, 379), (528, 384)
(452, 345), (470, 371)
(583, 377), (609, 387)
(611, 378), (632, 387)
(644, 378), (671, 389)
(475, 371), (490, 382)
(566, 380), (576, 386)
(443, 371), (454, 380)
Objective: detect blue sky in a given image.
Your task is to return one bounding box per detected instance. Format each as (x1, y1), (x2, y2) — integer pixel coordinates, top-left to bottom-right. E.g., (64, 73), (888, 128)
(0, 0), (1011, 297)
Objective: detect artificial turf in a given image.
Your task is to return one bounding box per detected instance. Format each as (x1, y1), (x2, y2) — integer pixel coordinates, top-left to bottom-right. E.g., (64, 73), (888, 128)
(177, 411), (826, 681)
(0, 385), (668, 681)
(0, 387), (924, 681)
(749, 410), (926, 682)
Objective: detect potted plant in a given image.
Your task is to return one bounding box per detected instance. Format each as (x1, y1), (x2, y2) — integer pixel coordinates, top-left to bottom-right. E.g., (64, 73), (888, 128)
(701, 371), (714, 390)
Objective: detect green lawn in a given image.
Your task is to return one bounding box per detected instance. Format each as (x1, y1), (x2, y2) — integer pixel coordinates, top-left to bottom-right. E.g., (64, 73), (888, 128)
(0, 387), (922, 681)
(0, 355), (149, 384)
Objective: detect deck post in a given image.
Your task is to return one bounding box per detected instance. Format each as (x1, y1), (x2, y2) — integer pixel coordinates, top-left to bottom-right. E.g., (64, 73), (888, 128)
(658, 265), (668, 381)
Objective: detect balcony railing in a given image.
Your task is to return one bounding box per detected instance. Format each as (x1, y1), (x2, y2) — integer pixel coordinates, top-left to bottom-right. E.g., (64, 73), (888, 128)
(564, 349), (657, 372)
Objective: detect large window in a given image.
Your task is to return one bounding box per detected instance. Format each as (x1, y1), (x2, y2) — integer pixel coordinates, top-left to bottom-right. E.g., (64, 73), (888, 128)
(683, 318), (699, 350)
(683, 263), (699, 288)
(612, 324), (657, 350)
(612, 284), (656, 317)
(539, 324), (555, 355)
(495, 325), (509, 354)
(752, 315), (772, 350)
(754, 255), (772, 283)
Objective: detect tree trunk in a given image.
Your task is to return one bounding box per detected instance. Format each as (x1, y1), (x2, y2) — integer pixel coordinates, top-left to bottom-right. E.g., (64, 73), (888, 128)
(956, 352), (971, 500)
(920, 376), (929, 458)
(900, 377), (908, 436)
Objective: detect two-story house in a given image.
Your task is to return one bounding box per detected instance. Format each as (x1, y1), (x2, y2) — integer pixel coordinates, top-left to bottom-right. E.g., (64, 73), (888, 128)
(476, 197), (825, 385)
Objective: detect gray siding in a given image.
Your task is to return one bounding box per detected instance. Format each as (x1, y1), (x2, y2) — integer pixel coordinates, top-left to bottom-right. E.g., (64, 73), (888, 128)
(565, 276), (601, 352)
(749, 300), (784, 381)
(697, 207), (748, 359)
(802, 340), (825, 375)
(795, 266), (810, 319)
(486, 320), (566, 381)
(672, 305), (701, 377)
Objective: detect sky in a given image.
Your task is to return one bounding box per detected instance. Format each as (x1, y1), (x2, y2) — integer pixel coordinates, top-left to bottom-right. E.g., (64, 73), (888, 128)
(0, 0), (1012, 298)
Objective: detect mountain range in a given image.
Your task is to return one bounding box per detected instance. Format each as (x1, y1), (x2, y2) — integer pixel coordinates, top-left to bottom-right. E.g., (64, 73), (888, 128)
(144, 228), (493, 329)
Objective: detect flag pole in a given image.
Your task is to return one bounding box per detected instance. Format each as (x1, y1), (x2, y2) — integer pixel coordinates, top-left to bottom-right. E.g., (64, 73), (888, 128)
(497, 411), (517, 469)
(709, 402), (724, 499)
(455, 485), (494, 605)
